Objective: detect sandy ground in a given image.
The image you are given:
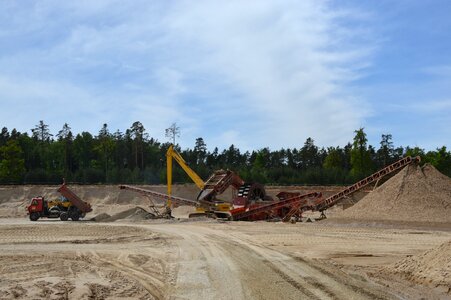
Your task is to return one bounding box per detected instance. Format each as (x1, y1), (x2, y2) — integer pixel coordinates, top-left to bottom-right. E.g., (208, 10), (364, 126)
(0, 218), (450, 300)
(1, 177), (450, 299)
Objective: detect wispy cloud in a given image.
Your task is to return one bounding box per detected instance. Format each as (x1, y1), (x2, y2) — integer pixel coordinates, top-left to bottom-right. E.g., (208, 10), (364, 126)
(161, 0), (375, 148)
(0, 0), (375, 149)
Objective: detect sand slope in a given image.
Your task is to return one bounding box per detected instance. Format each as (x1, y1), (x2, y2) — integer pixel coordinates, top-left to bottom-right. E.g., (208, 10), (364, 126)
(390, 240), (451, 294)
(334, 164), (451, 223)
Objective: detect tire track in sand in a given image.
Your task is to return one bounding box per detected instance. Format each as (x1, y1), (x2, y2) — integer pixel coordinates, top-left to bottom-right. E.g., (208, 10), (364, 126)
(152, 225), (396, 300)
(88, 251), (166, 299)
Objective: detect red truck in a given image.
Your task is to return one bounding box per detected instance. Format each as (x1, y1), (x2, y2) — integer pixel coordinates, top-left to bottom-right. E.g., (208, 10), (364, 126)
(27, 183), (92, 221)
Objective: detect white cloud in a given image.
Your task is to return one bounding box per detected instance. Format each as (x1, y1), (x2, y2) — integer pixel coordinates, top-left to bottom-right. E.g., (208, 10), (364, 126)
(159, 0), (374, 148)
(0, 0), (375, 150)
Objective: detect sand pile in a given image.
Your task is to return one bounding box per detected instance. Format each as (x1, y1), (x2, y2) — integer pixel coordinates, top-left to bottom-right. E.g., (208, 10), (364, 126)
(389, 240), (451, 294)
(91, 207), (155, 222)
(172, 205), (197, 218)
(90, 213), (111, 222)
(333, 163), (451, 223)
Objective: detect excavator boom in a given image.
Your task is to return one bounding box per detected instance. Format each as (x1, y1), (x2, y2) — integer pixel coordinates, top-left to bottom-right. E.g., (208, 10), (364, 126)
(166, 144), (205, 200)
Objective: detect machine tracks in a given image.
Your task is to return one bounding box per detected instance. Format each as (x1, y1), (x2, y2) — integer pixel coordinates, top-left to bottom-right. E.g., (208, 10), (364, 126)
(0, 252), (155, 299)
(152, 225), (396, 300)
(1, 220), (441, 299)
(228, 232), (392, 299)
(0, 223), (154, 245)
(0, 222), (169, 299)
(89, 251), (168, 299)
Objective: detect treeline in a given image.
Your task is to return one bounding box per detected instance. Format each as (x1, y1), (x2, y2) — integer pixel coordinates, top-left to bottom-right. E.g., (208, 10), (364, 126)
(0, 121), (450, 185)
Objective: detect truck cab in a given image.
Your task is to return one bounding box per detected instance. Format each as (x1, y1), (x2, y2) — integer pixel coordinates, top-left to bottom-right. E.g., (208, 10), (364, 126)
(27, 197), (44, 217)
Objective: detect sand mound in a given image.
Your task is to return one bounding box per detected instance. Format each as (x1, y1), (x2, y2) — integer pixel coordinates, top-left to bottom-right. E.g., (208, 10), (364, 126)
(92, 207), (155, 222)
(389, 240), (451, 293)
(172, 205), (196, 218)
(333, 163), (451, 223)
(90, 213), (111, 222)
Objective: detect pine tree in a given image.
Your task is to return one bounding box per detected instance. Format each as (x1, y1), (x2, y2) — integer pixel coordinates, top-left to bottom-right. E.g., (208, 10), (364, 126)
(0, 140), (25, 183)
(350, 128), (373, 179)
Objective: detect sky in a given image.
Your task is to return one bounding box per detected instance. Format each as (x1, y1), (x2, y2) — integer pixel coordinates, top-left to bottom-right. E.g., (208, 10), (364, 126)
(0, 0), (450, 151)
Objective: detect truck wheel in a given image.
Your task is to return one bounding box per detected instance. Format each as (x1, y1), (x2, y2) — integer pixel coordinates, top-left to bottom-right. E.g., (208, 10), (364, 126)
(60, 212), (69, 221)
(71, 212), (80, 221)
(29, 212), (39, 221)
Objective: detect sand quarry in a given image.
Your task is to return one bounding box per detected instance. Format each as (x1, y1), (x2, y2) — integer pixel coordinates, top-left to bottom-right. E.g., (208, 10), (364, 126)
(0, 163), (450, 299)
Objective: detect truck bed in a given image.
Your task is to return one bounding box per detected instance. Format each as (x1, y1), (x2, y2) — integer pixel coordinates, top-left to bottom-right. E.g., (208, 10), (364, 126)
(57, 184), (92, 213)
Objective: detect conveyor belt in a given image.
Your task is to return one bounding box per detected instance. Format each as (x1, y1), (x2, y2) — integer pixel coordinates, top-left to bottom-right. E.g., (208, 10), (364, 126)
(119, 185), (199, 206)
(315, 156), (420, 212)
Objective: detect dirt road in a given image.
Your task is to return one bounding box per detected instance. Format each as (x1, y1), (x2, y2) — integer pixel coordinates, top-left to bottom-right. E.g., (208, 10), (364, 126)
(152, 224), (398, 299)
(0, 219), (449, 299)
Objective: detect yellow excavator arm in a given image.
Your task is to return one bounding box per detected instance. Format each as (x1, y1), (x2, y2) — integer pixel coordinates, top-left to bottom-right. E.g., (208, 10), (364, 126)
(166, 145), (205, 207)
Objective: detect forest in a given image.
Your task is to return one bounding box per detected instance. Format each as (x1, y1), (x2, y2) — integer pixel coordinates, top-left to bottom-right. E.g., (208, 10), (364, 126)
(0, 121), (450, 185)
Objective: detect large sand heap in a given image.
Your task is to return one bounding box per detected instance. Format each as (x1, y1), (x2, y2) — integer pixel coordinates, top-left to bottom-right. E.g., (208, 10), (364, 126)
(334, 163), (451, 223)
(389, 240), (451, 294)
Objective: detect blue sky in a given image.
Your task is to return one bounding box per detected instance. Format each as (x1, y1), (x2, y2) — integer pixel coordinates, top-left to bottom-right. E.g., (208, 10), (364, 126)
(0, 0), (449, 151)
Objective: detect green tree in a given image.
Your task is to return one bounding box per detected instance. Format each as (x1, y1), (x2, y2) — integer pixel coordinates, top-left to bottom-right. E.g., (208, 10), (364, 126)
(130, 121), (147, 170)
(32, 120), (52, 142)
(323, 147), (343, 170)
(250, 148), (270, 169)
(376, 134), (394, 167)
(16, 132), (35, 172)
(300, 137), (320, 169)
(31, 121), (53, 170)
(73, 132), (94, 170)
(112, 130), (127, 169)
(0, 127), (9, 147)
(350, 128), (373, 178)
(206, 147), (219, 167)
(194, 137), (207, 165)
(426, 146), (451, 176)
(405, 146), (425, 158)
(95, 124), (115, 179)
(2, 119), (449, 185)
(56, 123), (74, 176)
(225, 144), (242, 168)
(322, 147), (348, 184)
(250, 150), (269, 183)
(0, 140), (25, 182)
